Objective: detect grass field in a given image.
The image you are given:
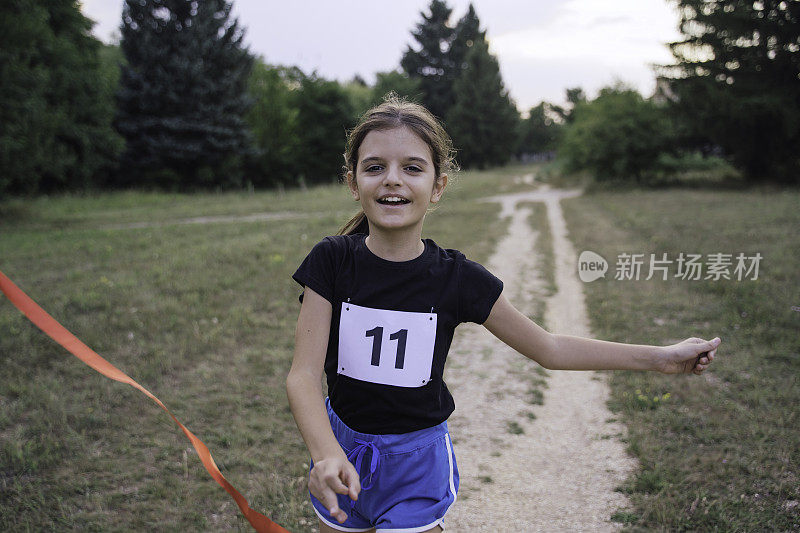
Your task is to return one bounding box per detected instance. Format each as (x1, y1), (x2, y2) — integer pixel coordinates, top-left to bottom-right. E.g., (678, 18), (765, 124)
(0, 166), (532, 531)
(561, 184), (799, 531)
(1, 166), (798, 531)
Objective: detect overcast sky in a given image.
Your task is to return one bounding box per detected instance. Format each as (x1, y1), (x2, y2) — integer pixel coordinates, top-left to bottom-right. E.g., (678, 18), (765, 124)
(79, 0), (683, 112)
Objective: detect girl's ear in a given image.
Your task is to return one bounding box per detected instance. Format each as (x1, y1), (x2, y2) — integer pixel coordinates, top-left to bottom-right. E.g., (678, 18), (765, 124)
(430, 173), (448, 203)
(346, 170), (359, 200)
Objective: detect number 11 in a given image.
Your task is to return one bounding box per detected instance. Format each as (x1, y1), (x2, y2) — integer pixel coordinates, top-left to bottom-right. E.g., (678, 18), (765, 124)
(365, 327), (408, 369)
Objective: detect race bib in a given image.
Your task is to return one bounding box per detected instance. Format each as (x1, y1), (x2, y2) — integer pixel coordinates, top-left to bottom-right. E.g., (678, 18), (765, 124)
(338, 302), (437, 388)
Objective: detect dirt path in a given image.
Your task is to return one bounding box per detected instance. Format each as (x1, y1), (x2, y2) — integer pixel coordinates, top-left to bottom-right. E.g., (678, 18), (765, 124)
(445, 184), (638, 531)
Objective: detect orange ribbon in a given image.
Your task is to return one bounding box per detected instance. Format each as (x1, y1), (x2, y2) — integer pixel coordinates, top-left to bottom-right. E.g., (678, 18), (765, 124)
(0, 270), (289, 533)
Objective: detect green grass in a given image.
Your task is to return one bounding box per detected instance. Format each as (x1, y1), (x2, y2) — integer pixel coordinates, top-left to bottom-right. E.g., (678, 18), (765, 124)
(561, 186), (800, 531)
(0, 165), (537, 531)
(506, 421), (524, 435)
(520, 201), (557, 322)
(5, 165), (796, 531)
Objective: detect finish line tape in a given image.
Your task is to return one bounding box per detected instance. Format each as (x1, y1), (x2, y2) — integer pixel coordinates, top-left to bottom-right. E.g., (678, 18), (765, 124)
(0, 270), (289, 533)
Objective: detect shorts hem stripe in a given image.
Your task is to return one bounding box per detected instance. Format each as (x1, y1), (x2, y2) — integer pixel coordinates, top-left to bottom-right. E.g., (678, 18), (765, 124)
(376, 517), (443, 533)
(312, 504), (373, 532)
(445, 433), (457, 502)
(376, 433), (458, 533)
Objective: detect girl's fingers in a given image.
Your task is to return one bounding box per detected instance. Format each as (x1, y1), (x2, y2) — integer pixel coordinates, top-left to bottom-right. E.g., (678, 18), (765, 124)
(341, 467), (361, 500)
(331, 507), (348, 523)
(330, 476), (350, 495)
(311, 483), (345, 522)
(319, 488), (347, 523)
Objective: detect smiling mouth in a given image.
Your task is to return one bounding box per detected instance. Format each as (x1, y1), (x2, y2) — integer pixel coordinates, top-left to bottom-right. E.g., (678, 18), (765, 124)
(377, 197), (411, 205)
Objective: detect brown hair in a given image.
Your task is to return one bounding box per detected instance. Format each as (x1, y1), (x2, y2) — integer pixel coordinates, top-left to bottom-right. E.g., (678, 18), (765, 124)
(337, 93), (457, 235)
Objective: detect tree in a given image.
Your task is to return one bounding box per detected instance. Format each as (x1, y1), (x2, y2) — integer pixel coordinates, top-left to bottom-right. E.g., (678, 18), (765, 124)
(559, 85), (673, 183)
(371, 70), (422, 107)
(449, 3), (485, 73)
(244, 60), (302, 188)
(551, 87), (587, 124)
(446, 39), (520, 169)
(342, 76), (374, 120)
(115, 0), (254, 189)
(400, 0), (456, 120)
(662, 0), (800, 182)
(292, 73), (354, 185)
(0, 0), (122, 195)
(517, 102), (561, 157)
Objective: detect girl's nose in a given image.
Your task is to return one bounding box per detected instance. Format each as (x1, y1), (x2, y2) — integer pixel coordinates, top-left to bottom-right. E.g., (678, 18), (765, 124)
(382, 165), (402, 186)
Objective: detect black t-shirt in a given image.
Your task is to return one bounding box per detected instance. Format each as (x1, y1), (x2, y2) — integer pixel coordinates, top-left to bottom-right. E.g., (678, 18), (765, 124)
(292, 233), (503, 434)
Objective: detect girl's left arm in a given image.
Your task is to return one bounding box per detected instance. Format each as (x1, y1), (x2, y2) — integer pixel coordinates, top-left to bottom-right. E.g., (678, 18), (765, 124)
(482, 292), (720, 374)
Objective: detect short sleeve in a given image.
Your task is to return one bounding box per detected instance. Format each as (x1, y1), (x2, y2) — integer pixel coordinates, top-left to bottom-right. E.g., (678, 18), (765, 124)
(458, 257), (503, 324)
(292, 237), (339, 304)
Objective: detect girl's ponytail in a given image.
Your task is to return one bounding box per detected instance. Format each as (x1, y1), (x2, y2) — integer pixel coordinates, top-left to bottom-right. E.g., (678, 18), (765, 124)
(338, 210), (369, 235)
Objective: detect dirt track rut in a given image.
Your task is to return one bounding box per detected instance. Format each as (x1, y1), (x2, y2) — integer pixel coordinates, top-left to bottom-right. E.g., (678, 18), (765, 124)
(445, 184), (637, 531)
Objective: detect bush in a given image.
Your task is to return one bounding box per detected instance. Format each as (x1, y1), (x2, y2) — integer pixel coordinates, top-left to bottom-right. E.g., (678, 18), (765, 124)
(559, 85), (674, 184)
(652, 152), (743, 185)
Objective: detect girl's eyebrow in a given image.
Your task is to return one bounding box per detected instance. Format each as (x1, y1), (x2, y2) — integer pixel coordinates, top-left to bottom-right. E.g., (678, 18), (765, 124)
(359, 156), (430, 165)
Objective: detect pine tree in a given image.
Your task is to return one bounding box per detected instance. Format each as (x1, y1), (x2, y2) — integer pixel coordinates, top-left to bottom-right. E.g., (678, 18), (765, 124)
(115, 0), (254, 189)
(449, 3), (485, 72)
(446, 39), (519, 169)
(0, 0), (122, 194)
(400, 0), (456, 120)
(662, 0), (800, 182)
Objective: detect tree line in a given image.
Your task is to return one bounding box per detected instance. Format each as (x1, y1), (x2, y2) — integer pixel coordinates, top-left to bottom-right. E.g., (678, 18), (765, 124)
(1, 0), (797, 196)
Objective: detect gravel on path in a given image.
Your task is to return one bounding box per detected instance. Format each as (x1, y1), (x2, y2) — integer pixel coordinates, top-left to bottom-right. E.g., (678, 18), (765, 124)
(444, 184), (638, 532)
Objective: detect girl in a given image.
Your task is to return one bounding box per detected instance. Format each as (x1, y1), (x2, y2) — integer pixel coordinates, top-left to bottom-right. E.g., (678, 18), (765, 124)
(286, 96), (720, 533)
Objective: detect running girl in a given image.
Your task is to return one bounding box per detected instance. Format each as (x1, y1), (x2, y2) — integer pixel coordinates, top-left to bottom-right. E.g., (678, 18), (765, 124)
(286, 96), (720, 533)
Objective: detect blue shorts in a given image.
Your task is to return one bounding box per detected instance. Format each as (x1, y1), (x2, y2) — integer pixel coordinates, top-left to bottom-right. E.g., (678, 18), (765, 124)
(310, 398), (459, 532)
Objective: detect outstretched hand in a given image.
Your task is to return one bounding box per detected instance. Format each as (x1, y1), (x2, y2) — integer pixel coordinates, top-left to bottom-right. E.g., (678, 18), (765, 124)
(308, 455), (361, 523)
(659, 337), (721, 375)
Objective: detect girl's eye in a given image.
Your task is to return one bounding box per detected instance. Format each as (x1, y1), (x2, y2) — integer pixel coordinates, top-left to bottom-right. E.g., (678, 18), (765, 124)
(405, 166), (422, 173)
(365, 165), (383, 172)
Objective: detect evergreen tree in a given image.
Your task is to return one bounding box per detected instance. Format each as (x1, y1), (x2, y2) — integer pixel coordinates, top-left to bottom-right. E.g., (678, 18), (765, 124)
(0, 0), (122, 194)
(662, 0), (800, 182)
(115, 0), (254, 189)
(449, 3), (485, 72)
(446, 39), (520, 169)
(400, 0), (456, 120)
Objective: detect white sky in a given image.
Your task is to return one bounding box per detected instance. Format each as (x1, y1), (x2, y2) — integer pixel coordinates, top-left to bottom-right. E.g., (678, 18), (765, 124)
(79, 0), (683, 112)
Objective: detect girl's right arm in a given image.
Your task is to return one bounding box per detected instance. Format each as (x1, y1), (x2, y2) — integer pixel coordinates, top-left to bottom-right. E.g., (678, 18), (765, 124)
(285, 286), (360, 524)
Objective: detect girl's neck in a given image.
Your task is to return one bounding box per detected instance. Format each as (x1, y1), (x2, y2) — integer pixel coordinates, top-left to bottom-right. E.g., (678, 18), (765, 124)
(364, 230), (425, 262)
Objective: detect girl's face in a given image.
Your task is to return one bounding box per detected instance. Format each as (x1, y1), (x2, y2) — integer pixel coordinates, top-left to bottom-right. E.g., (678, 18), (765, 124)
(347, 126), (447, 237)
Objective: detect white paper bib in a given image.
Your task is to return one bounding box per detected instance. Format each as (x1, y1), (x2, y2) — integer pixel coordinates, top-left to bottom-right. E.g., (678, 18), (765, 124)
(338, 302), (437, 388)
